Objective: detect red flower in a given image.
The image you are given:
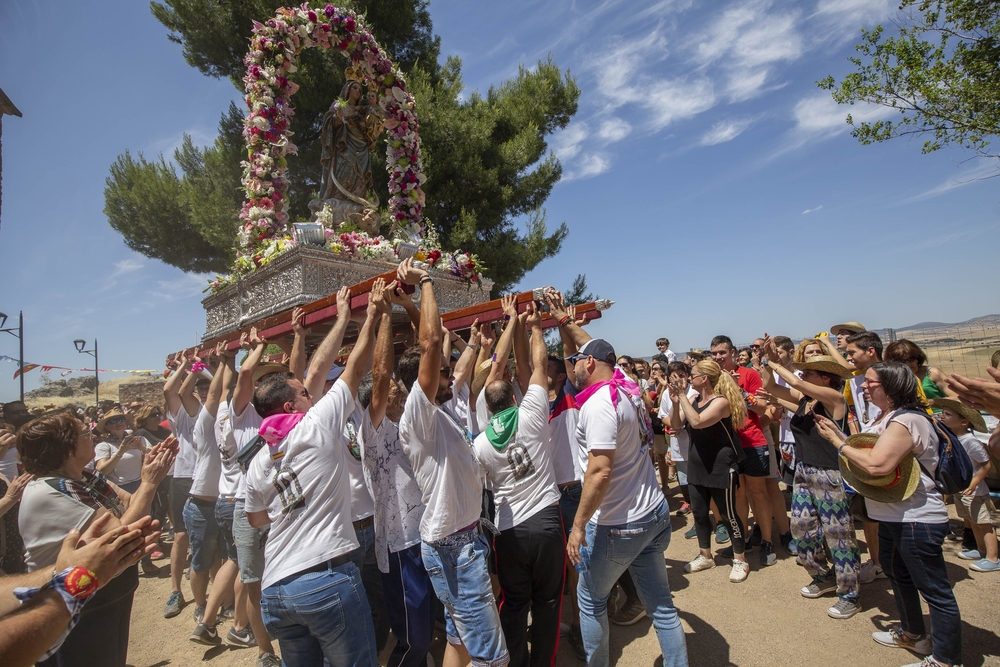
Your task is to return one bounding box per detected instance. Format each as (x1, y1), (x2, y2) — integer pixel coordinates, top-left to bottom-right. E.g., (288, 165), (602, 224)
(307, 10), (317, 22)
(345, 16), (356, 32)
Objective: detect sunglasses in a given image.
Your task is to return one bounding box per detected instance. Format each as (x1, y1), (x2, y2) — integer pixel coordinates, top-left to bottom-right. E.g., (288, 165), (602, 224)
(567, 353), (590, 364)
(106, 417), (126, 425)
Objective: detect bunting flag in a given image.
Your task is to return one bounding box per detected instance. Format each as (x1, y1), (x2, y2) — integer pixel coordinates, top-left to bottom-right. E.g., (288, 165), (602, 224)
(0, 355), (157, 380)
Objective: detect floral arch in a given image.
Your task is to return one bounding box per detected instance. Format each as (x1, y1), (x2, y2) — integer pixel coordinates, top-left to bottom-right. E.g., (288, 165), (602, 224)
(217, 3), (482, 290)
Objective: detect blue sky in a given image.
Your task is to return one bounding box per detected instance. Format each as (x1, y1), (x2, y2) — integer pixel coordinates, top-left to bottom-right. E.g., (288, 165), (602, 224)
(1, 0), (999, 400)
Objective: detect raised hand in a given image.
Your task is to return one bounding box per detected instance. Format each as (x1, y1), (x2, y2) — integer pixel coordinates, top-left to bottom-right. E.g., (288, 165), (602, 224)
(249, 326), (265, 347)
(372, 279), (393, 314)
(291, 306), (307, 335)
(335, 285), (351, 318)
(762, 334), (780, 363)
(141, 436), (178, 486)
(468, 319), (480, 346)
(500, 293), (518, 320)
(544, 289), (568, 320)
(396, 257), (428, 286)
(239, 332), (251, 350)
(479, 325), (496, 351)
(524, 300), (542, 328)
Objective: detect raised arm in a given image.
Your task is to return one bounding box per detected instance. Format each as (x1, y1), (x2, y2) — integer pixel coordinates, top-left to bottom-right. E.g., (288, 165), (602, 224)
(512, 307), (532, 395)
(304, 286), (352, 400)
(202, 350), (227, 418)
(289, 307), (308, 380)
(340, 280), (383, 397)
(452, 319), (480, 392)
(369, 282), (395, 429)
(163, 349), (191, 418)
(178, 351), (203, 418)
(232, 328), (266, 417)
(545, 289), (591, 351)
(484, 294), (519, 390)
(388, 282), (421, 331)
(817, 334), (853, 369)
(524, 302), (548, 389)
(397, 258), (440, 400)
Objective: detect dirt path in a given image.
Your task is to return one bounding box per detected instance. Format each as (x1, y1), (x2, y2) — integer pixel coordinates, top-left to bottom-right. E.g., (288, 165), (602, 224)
(126, 508), (1000, 667)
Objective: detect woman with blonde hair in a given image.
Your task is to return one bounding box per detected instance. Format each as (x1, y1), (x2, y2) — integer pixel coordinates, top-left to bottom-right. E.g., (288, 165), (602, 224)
(668, 360), (750, 582)
(794, 339), (825, 363)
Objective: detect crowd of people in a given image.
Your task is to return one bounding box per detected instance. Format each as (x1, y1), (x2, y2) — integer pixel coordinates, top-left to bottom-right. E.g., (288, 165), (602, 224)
(0, 258), (999, 667)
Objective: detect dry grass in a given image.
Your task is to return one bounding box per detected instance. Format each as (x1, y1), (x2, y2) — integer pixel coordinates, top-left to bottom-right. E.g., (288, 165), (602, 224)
(23, 376), (151, 410)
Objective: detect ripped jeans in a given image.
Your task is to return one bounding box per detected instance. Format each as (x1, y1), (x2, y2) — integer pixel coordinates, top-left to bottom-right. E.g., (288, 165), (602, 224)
(576, 498), (688, 667)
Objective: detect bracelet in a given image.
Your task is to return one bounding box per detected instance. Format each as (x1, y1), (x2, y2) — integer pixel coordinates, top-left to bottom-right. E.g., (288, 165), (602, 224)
(558, 315), (571, 327)
(13, 567), (99, 660)
(418, 275), (433, 286)
(838, 443), (848, 456)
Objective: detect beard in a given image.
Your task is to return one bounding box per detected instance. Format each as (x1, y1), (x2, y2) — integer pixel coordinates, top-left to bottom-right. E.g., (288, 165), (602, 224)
(436, 386), (453, 404)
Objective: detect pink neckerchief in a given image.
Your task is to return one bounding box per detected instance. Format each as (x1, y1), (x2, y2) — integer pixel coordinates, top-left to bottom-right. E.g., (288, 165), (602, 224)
(575, 367), (641, 408)
(259, 412), (306, 444)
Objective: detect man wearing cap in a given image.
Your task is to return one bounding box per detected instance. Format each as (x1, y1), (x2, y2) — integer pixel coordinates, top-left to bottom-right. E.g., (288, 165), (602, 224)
(244, 282), (380, 667)
(565, 334), (687, 667)
(396, 258), (509, 667)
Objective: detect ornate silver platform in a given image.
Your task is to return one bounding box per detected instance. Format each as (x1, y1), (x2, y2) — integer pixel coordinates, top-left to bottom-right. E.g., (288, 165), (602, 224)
(202, 246), (493, 340)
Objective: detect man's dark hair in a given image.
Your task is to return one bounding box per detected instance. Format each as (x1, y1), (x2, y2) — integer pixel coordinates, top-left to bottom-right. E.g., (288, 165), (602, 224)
(397, 346), (421, 392)
(666, 361), (688, 377)
(358, 372), (374, 409)
(772, 336), (795, 353)
(253, 375), (297, 417)
(870, 361), (923, 411)
(16, 411), (81, 474)
(846, 331), (883, 360)
(195, 377), (212, 390)
(2, 400), (29, 427)
(651, 353), (669, 365)
(484, 380), (516, 414)
(710, 335), (734, 350)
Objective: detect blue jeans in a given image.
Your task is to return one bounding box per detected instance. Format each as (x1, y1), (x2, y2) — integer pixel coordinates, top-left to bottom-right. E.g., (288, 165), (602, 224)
(233, 500), (267, 583)
(382, 544), (436, 667)
(260, 560), (377, 667)
(879, 521), (962, 666)
(183, 497), (221, 572)
(422, 528), (508, 667)
(214, 497), (239, 562)
(576, 499), (687, 667)
(350, 522), (389, 651)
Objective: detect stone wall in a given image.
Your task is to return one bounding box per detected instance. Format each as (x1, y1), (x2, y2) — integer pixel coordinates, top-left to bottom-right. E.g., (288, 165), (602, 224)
(119, 380), (166, 410)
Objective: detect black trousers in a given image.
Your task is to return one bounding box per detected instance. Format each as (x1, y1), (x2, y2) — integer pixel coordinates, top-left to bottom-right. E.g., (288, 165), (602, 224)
(495, 503), (566, 667)
(689, 472), (746, 555)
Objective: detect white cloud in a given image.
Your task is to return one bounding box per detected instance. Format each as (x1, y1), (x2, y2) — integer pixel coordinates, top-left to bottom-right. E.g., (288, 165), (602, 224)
(700, 118), (753, 146)
(801, 205), (823, 214)
(564, 153), (612, 181)
(110, 258), (144, 278)
(146, 273), (214, 302)
(812, 0), (896, 43)
(597, 119), (632, 143)
(792, 93), (850, 135)
(902, 162), (1000, 203)
(551, 123), (589, 161)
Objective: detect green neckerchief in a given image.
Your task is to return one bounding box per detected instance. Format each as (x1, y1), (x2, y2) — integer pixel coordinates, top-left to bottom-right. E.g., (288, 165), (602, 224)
(486, 406), (519, 450)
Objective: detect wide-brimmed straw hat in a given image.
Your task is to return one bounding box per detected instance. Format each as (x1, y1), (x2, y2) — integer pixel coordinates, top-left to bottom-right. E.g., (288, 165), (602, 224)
(839, 433), (921, 504)
(792, 355), (855, 379)
(253, 363), (290, 384)
(830, 322), (866, 335)
(991, 349), (1000, 369)
(97, 409), (128, 432)
(470, 360), (493, 397)
(930, 398), (988, 433)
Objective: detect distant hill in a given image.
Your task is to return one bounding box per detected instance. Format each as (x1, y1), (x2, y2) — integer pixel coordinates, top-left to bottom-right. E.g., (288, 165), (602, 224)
(894, 314), (1000, 333)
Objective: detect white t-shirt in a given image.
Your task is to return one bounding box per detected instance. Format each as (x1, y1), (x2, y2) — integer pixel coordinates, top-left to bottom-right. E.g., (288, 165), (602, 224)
(359, 412), (424, 573)
(0, 446), (18, 480)
(94, 439), (145, 486)
(244, 381), (360, 590)
(657, 386), (699, 461)
(167, 407), (198, 479)
(215, 402), (242, 498)
(549, 379), (583, 484)
(864, 410), (948, 523)
(958, 432), (990, 497)
(577, 386), (663, 525)
(344, 404), (376, 522)
(448, 381), (471, 426)
(473, 385), (559, 531)
(19, 478), (97, 571)
(190, 406), (221, 498)
(775, 371), (796, 444)
(230, 400), (264, 499)
(399, 382), (483, 542)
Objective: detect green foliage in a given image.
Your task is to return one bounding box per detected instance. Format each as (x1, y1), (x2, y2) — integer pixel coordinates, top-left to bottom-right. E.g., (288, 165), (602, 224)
(106, 0), (577, 290)
(819, 0), (1000, 157)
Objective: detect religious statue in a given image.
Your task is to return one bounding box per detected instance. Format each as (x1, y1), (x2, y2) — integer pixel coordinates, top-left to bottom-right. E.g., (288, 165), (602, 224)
(309, 76), (385, 233)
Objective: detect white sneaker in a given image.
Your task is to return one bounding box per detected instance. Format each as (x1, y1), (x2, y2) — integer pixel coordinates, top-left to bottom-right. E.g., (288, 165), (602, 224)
(683, 555), (716, 573)
(729, 560), (750, 583)
(872, 626), (932, 655)
(859, 559), (886, 584)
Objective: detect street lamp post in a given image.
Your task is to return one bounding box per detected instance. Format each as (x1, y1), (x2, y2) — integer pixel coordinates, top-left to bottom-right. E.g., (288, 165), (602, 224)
(0, 311), (24, 402)
(74, 338), (99, 406)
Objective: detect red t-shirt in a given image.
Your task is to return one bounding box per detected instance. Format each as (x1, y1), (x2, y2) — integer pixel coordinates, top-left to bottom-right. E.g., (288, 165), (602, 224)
(732, 366), (767, 449)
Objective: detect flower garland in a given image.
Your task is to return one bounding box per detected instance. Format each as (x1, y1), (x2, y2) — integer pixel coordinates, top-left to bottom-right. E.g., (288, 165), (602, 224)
(239, 3), (426, 259)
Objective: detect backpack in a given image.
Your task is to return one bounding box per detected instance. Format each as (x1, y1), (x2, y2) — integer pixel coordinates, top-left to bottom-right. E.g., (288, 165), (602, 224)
(895, 409), (975, 495)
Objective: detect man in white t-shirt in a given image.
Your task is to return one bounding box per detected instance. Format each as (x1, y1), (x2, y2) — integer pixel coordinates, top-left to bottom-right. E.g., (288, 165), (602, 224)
(473, 303), (563, 667)
(357, 288), (435, 667)
(396, 258), (508, 667)
(564, 336), (688, 667)
(244, 281), (380, 667)
(162, 349), (206, 619)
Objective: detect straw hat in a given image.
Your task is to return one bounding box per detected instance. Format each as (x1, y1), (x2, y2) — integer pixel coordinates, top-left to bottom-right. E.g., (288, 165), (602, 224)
(470, 360), (493, 397)
(839, 433), (921, 504)
(97, 409), (128, 432)
(930, 398), (988, 433)
(791, 355), (855, 379)
(253, 363), (290, 384)
(830, 322), (866, 335)
(991, 349), (1000, 369)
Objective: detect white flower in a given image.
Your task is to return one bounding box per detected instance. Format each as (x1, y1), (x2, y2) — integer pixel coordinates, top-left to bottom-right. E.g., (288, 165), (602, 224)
(252, 116), (270, 130)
